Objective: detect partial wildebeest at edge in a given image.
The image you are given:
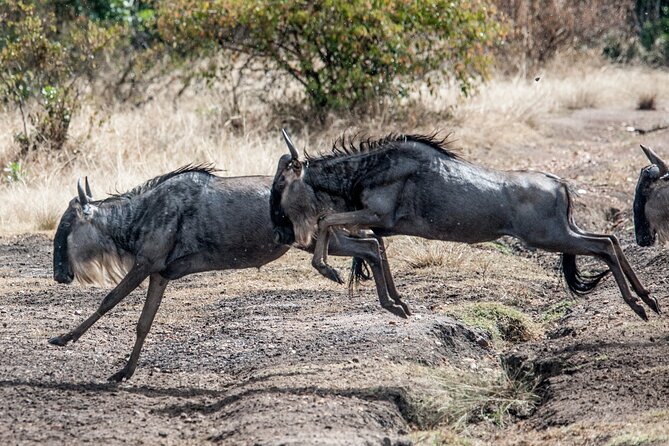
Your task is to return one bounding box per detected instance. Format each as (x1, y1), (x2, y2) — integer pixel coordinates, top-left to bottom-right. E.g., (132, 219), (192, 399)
(634, 144), (669, 247)
(51, 166), (407, 382)
(271, 130), (661, 321)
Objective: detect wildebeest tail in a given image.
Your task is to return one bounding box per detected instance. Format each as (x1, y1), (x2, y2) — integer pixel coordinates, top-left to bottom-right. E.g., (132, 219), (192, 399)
(561, 253), (610, 294)
(348, 257), (372, 293)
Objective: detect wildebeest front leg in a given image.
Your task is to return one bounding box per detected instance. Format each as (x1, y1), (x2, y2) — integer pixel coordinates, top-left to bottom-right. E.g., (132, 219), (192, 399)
(328, 233), (408, 318)
(108, 273), (168, 382)
(49, 265), (151, 346)
(312, 209), (389, 285)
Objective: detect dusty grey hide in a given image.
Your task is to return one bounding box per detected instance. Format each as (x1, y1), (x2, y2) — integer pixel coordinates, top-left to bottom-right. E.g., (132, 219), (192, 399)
(51, 166), (402, 382)
(271, 131), (660, 321)
(634, 144), (669, 247)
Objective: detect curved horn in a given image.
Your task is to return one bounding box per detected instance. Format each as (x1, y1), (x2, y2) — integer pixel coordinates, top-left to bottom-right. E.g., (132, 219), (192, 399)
(282, 128), (300, 160)
(84, 176), (92, 199)
(641, 144), (668, 175)
(77, 178), (89, 206)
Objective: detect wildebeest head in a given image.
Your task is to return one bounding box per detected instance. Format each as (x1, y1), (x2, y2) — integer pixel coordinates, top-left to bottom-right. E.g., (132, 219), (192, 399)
(634, 144), (669, 247)
(53, 178), (131, 285)
(270, 129), (319, 248)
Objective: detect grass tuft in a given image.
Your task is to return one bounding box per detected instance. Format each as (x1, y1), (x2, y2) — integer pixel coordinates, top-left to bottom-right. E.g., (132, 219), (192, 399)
(444, 302), (540, 345)
(401, 238), (449, 269)
(542, 299), (576, 323)
(637, 92), (657, 110)
(408, 363), (541, 433)
(35, 207), (60, 231)
(607, 433), (659, 446)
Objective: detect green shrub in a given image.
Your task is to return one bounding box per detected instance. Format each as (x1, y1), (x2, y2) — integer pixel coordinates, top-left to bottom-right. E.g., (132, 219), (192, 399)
(0, 1), (121, 152)
(158, 0), (504, 117)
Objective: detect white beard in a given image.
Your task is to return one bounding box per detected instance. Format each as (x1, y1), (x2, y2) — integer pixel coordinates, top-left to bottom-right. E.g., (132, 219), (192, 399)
(70, 250), (134, 286)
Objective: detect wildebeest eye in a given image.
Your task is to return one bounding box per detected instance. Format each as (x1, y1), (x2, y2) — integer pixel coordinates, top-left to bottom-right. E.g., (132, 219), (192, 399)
(288, 161), (302, 173)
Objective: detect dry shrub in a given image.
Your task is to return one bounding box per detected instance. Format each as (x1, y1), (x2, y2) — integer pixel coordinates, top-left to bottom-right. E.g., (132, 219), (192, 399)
(637, 91), (657, 110)
(407, 363), (541, 431)
(494, 0), (633, 72)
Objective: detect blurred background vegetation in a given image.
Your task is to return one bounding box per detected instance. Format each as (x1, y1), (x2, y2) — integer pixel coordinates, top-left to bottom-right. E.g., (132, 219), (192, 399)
(0, 0), (667, 156)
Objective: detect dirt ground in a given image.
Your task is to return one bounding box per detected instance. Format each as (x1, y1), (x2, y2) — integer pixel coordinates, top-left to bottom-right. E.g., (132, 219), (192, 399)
(2, 108), (669, 445)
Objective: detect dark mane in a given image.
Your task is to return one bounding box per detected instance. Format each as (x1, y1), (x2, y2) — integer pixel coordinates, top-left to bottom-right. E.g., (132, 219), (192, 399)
(305, 132), (458, 162)
(103, 164), (218, 202)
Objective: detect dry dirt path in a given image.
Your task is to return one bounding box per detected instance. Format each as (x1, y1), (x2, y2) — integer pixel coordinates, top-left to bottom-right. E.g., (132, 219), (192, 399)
(2, 108), (669, 445)
(0, 233), (492, 445)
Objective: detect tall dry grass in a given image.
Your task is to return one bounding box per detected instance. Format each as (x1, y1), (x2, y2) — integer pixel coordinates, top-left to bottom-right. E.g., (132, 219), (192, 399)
(0, 54), (668, 233)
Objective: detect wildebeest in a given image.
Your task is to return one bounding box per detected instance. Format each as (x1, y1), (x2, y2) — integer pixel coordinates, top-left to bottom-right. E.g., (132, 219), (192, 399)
(271, 130), (660, 320)
(51, 166), (407, 382)
(634, 144), (669, 247)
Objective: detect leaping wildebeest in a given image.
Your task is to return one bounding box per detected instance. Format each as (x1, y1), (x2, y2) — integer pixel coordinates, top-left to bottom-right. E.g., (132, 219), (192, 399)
(51, 166), (408, 382)
(271, 130), (660, 320)
(634, 144), (669, 247)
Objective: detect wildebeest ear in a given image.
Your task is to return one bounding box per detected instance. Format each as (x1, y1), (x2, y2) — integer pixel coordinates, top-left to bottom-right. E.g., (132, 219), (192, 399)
(77, 178), (90, 206)
(641, 144), (668, 175)
(84, 176), (92, 199)
(282, 128), (300, 160)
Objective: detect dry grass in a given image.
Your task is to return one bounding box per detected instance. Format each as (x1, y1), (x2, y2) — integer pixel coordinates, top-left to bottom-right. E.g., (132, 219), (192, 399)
(493, 409), (669, 446)
(450, 57), (669, 150)
(388, 236), (553, 308)
(1, 55), (669, 233)
(407, 362), (541, 435)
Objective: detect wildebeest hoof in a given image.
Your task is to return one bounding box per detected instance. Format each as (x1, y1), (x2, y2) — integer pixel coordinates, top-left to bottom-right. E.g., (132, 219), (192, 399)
(48, 336), (68, 346)
(641, 294), (661, 314)
(108, 368), (132, 383)
(651, 296), (661, 314)
(384, 304), (408, 319)
(318, 264), (344, 284)
(628, 301), (648, 321)
(397, 300), (412, 316)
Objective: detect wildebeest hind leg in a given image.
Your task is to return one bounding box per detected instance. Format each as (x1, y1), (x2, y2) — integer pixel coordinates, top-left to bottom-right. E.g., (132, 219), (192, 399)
(374, 235), (411, 316)
(109, 273), (168, 382)
(571, 228), (660, 314)
(604, 234), (659, 313)
(564, 233), (648, 320)
(604, 235), (659, 313)
(49, 265), (151, 347)
(328, 233), (407, 318)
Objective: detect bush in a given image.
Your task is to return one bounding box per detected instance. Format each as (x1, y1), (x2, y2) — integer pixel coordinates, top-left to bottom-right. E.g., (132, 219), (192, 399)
(0, 1), (121, 152)
(494, 0), (634, 70)
(638, 4), (669, 65)
(158, 0), (504, 117)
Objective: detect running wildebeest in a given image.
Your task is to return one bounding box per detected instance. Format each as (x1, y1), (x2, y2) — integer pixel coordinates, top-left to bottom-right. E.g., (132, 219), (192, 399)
(634, 144), (669, 247)
(271, 130), (660, 320)
(51, 166), (407, 382)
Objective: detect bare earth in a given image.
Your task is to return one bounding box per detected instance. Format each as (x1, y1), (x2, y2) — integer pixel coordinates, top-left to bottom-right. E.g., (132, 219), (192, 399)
(1, 108), (669, 445)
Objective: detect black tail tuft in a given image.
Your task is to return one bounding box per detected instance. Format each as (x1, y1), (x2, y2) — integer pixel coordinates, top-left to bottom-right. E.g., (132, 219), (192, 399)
(562, 253), (610, 294)
(348, 257), (372, 294)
